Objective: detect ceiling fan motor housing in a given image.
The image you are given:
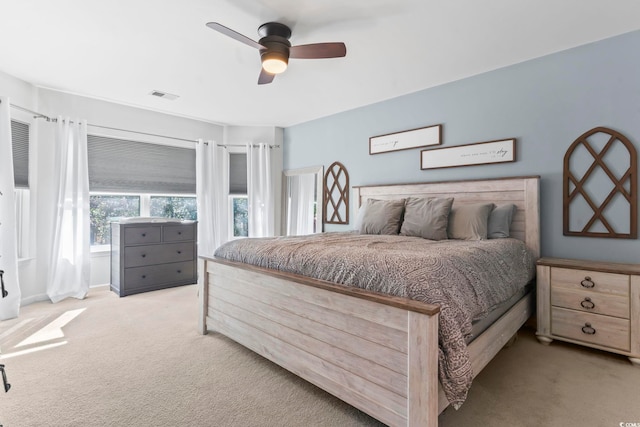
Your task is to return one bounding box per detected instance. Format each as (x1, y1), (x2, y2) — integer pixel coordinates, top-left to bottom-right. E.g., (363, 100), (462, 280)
(258, 22), (292, 67)
(259, 35), (291, 65)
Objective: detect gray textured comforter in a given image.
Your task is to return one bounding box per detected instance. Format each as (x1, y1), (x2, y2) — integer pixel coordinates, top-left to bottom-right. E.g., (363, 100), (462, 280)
(214, 232), (535, 407)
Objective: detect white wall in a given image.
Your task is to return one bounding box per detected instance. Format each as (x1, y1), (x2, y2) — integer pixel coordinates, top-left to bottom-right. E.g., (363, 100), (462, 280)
(0, 71), (232, 304)
(33, 89), (226, 299)
(0, 70), (41, 304)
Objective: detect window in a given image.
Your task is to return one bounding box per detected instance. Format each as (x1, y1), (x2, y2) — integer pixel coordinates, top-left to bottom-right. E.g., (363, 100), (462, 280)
(228, 152), (248, 239)
(14, 188), (30, 258)
(11, 120), (29, 188)
(90, 194), (197, 248)
(90, 195), (141, 246)
(87, 135), (197, 248)
(231, 196), (248, 238)
(12, 118), (31, 258)
(150, 196), (197, 220)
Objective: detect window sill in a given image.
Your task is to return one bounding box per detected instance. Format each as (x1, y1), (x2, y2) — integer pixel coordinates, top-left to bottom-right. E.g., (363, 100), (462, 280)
(90, 245), (111, 255)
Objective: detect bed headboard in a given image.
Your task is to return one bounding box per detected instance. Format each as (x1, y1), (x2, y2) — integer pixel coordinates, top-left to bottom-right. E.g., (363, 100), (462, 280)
(353, 176), (540, 258)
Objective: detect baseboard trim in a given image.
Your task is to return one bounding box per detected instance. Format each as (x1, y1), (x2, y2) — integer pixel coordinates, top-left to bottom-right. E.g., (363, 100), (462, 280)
(21, 293), (49, 306)
(21, 284), (111, 307)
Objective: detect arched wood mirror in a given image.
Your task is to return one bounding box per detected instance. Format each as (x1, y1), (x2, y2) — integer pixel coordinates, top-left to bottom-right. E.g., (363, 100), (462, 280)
(282, 166), (323, 235)
(563, 127), (637, 238)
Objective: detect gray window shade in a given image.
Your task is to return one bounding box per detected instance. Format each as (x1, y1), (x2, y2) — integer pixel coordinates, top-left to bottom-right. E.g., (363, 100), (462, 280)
(229, 153), (247, 194)
(88, 135), (196, 194)
(11, 120), (29, 188)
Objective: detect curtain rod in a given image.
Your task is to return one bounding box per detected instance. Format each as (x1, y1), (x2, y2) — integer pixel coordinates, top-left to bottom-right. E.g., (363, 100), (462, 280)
(8, 102), (281, 148)
(214, 143), (280, 149)
(9, 102), (197, 143)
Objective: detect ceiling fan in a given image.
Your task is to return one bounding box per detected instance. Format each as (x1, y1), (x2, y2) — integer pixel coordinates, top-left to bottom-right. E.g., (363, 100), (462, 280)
(206, 21), (347, 85)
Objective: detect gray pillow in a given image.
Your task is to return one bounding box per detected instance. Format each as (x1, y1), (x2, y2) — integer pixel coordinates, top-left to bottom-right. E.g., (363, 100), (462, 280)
(399, 197), (454, 240)
(447, 203), (495, 240)
(359, 198), (406, 235)
(488, 204), (517, 238)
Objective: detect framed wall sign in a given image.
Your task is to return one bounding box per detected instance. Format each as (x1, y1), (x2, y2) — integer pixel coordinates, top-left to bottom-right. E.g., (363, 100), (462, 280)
(369, 124), (441, 155)
(420, 138), (516, 170)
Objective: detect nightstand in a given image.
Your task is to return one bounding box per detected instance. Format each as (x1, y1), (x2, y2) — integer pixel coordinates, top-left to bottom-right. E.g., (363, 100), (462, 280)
(536, 257), (640, 365)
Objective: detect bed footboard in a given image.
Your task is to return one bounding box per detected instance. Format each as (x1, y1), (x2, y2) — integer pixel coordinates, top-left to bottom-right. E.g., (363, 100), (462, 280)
(198, 257), (440, 427)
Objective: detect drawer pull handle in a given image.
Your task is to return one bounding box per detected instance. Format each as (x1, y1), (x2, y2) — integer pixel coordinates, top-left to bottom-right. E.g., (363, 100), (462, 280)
(580, 297), (595, 310)
(581, 323), (596, 335)
(580, 277), (595, 288)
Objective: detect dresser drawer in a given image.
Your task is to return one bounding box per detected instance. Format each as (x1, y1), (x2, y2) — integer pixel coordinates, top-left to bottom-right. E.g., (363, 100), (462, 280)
(551, 307), (630, 351)
(124, 261), (195, 289)
(124, 226), (161, 245)
(123, 242), (194, 268)
(551, 287), (629, 319)
(551, 267), (629, 297)
(163, 224), (195, 242)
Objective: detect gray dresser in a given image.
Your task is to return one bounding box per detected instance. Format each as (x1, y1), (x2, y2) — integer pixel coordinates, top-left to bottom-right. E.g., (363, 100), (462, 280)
(110, 220), (197, 297)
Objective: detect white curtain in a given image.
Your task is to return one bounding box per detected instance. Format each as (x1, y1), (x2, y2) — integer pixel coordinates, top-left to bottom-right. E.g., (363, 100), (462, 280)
(195, 139), (226, 256)
(287, 173), (316, 235)
(0, 96), (21, 319)
(247, 143), (274, 237)
(47, 116), (90, 303)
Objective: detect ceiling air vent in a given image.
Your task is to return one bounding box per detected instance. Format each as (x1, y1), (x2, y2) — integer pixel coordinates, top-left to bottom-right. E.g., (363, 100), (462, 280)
(149, 90), (179, 101)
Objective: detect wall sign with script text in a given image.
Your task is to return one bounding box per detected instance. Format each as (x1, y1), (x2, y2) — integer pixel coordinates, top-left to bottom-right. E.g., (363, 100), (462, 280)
(369, 124), (441, 155)
(420, 138), (516, 170)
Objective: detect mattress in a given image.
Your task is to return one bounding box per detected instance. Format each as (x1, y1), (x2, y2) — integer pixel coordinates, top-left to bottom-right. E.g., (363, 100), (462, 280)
(467, 282), (533, 344)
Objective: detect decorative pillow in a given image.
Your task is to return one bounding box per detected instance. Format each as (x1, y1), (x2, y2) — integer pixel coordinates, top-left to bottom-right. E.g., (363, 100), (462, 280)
(488, 204), (517, 239)
(447, 203), (496, 240)
(399, 197), (454, 241)
(359, 198), (406, 235)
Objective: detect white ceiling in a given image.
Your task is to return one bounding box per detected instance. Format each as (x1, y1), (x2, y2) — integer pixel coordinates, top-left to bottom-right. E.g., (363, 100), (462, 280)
(1, 0), (640, 128)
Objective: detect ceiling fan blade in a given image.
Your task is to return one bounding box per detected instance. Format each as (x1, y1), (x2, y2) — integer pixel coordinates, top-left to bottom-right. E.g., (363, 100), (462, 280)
(206, 22), (263, 50)
(258, 69), (275, 85)
(289, 42), (346, 59)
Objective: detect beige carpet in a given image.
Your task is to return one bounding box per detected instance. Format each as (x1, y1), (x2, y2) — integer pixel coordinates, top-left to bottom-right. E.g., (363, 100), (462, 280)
(0, 285), (639, 427)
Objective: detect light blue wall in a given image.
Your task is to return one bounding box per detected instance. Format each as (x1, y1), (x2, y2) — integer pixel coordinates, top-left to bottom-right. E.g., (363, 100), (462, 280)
(284, 30), (640, 263)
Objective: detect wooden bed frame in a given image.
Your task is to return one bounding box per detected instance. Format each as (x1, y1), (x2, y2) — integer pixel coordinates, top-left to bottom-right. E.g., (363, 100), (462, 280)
(198, 176), (540, 426)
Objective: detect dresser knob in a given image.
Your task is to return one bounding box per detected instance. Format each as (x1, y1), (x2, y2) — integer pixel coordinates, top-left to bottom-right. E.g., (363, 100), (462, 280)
(141, 275), (146, 279)
(580, 297), (595, 310)
(580, 277), (595, 288)
(178, 232), (182, 235)
(141, 233), (146, 237)
(141, 254), (146, 258)
(177, 270), (182, 274)
(177, 250), (182, 254)
(581, 323), (596, 335)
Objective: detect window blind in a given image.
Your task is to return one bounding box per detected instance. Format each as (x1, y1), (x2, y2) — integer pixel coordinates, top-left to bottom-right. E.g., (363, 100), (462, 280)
(87, 135), (196, 194)
(229, 152), (247, 194)
(11, 120), (29, 188)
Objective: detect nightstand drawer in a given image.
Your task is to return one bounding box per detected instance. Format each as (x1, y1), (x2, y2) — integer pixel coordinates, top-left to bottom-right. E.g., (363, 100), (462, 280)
(551, 267), (629, 297)
(551, 307), (630, 351)
(551, 287), (629, 319)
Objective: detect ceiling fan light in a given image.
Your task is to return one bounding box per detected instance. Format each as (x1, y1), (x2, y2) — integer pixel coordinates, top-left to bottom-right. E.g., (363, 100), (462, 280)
(261, 51), (288, 74)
